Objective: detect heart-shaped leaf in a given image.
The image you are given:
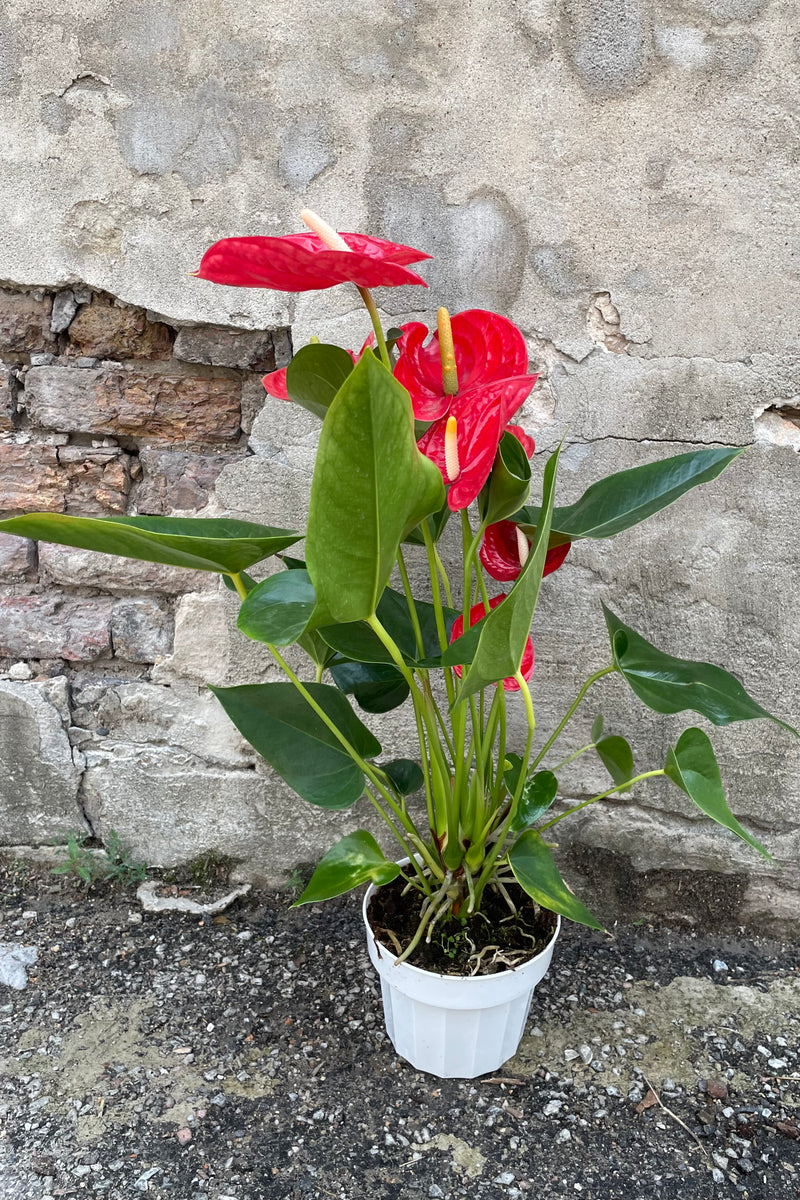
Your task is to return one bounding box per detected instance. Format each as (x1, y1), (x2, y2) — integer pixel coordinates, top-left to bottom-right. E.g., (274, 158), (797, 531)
(305, 352), (445, 625)
(329, 660), (410, 714)
(284, 343), (355, 420)
(294, 831), (402, 905)
(380, 758), (424, 796)
(508, 831), (604, 929)
(510, 770), (559, 832)
(604, 605), (797, 733)
(455, 443), (560, 702)
(237, 569), (317, 646)
(514, 446), (745, 541)
(210, 682), (381, 809)
(0, 513), (301, 575)
(595, 735), (635, 793)
(665, 727), (770, 858)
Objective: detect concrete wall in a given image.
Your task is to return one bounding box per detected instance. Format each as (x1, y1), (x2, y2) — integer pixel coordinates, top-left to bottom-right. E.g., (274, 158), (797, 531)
(0, 0), (797, 930)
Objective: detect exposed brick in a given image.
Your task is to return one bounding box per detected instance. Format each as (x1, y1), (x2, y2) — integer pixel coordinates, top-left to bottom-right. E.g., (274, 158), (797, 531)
(66, 295), (173, 360)
(173, 325), (276, 372)
(0, 443), (131, 517)
(0, 532), (36, 577)
(0, 370), (16, 431)
(111, 597), (173, 662)
(25, 366), (241, 443)
(0, 594), (114, 660)
(136, 447), (245, 514)
(38, 543), (213, 595)
(0, 290), (56, 357)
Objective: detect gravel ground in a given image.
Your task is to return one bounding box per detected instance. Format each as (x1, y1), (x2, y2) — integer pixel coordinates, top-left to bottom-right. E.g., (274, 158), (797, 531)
(1, 859), (799, 1200)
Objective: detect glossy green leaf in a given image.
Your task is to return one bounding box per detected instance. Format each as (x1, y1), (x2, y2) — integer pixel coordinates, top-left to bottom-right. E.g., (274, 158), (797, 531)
(381, 758), (424, 796)
(322, 586), (458, 666)
(514, 446), (745, 542)
(595, 735), (635, 793)
(480, 430), (531, 526)
(329, 660), (410, 714)
(305, 353), (445, 625)
(210, 682), (381, 809)
(510, 770), (559, 833)
(294, 831), (402, 905)
(604, 605), (797, 733)
(508, 831), (604, 929)
(237, 570), (317, 646)
(284, 343), (355, 420)
(0, 513), (300, 575)
(590, 714), (604, 742)
(665, 727), (770, 858)
(455, 444), (560, 702)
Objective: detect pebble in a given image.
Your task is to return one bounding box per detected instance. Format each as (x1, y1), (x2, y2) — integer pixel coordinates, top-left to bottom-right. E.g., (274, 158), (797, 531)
(428, 1188), (445, 1199)
(712, 960), (728, 973)
(564, 1049), (579, 1062)
(0, 943), (37, 990)
(579, 1045), (593, 1064)
(544, 1100), (563, 1116)
(556, 1129), (571, 1143)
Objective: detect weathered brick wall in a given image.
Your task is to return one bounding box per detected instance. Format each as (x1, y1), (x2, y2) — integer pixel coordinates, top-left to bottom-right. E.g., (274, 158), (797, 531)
(0, 284), (305, 865)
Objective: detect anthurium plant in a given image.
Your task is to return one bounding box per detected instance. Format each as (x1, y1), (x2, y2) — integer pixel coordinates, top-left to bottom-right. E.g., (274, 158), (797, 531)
(3, 210), (795, 963)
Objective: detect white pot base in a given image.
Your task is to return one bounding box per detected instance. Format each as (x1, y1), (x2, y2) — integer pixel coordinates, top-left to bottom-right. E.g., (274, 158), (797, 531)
(363, 883), (560, 1079)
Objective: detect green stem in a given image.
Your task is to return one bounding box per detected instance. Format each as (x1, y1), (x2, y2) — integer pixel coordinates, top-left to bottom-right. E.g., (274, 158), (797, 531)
(433, 543), (453, 607)
(356, 286), (391, 370)
(267, 643), (440, 878)
(396, 547), (425, 659)
(229, 572), (249, 601)
(473, 673), (535, 906)
(551, 742), (597, 773)
(538, 770), (667, 830)
(530, 665), (616, 772)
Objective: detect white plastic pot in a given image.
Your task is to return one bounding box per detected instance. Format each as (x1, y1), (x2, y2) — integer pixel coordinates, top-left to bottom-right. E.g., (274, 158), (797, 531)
(362, 874), (560, 1079)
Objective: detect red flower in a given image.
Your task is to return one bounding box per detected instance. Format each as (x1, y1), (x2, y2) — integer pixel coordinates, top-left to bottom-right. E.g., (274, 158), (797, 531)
(416, 376), (538, 511)
(395, 309), (530, 422)
(450, 595), (534, 692)
(194, 232), (431, 293)
(480, 520), (571, 582)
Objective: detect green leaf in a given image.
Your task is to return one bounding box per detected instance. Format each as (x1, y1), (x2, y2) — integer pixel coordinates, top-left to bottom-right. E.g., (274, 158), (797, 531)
(237, 569), (317, 647)
(0, 513), (300, 575)
(604, 605), (797, 733)
(297, 628), (337, 671)
(294, 831), (402, 905)
(514, 446), (746, 541)
(480, 430), (532, 526)
(322, 586), (458, 666)
(329, 660), (410, 714)
(510, 771), (559, 833)
(595, 735), (635, 793)
(455, 443), (561, 702)
(210, 682), (381, 810)
(381, 758), (424, 796)
(284, 343), (355, 420)
(665, 727), (771, 859)
(508, 831), (604, 930)
(305, 353), (445, 625)
(590, 714), (604, 742)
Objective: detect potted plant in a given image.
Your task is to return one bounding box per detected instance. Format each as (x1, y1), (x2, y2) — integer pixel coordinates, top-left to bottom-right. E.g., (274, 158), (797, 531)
(2, 211), (795, 1078)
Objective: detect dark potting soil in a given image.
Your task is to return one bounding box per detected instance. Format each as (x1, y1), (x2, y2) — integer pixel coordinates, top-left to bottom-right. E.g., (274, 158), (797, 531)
(367, 875), (558, 975)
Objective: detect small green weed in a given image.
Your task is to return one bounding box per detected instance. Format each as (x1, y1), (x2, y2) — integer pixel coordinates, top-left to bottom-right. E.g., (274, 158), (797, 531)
(51, 829), (147, 888)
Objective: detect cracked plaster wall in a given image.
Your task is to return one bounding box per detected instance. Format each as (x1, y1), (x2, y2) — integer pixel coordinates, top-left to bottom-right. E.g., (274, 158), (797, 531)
(0, 0), (798, 930)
